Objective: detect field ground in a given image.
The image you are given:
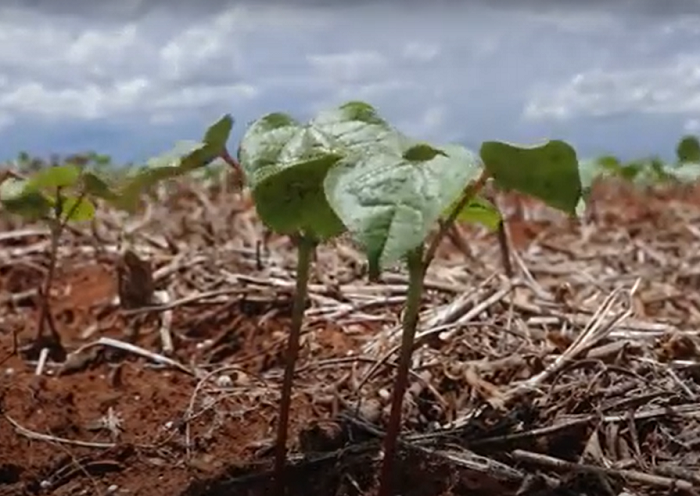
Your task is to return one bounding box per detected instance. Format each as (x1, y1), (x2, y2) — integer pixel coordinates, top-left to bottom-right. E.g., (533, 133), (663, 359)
(2, 178), (700, 496)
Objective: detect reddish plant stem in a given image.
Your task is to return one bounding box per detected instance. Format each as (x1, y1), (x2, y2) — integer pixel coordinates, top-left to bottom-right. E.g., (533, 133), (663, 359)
(496, 219), (513, 278)
(220, 147), (242, 174)
(422, 170), (490, 267)
(220, 148), (245, 191)
(34, 189), (85, 354)
(272, 234), (315, 496)
(377, 171), (491, 496)
(376, 246), (425, 496)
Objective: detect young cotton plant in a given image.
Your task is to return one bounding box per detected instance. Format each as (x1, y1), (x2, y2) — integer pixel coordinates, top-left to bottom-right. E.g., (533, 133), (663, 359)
(575, 134), (700, 218)
(322, 132), (583, 496)
(0, 115), (236, 362)
(109, 115), (237, 213)
(0, 163), (112, 360)
(236, 101), (416, 495)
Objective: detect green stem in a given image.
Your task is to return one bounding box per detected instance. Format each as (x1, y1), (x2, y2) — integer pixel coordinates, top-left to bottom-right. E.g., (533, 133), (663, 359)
(377, 246), (425, 496)
(272, 233), (315, 496)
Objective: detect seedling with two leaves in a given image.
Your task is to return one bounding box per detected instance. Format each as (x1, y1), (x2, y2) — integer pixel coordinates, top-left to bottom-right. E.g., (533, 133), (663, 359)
(0, 115), (237, 361)
(235, 100), (583, 496)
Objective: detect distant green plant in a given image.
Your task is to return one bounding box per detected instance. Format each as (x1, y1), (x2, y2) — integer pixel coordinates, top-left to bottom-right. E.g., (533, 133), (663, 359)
(0, 115), (236, 358)
(677, 134), (700, 163)
(578, 134), (700, 194)
(0, 163), (112, 358)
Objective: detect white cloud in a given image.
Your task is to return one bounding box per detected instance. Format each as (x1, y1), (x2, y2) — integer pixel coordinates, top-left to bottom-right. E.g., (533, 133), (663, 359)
(402, 41), (440, 63)
(335, 80), (423, 101)
(0, 4), (287, 126)
(150, 83), (258, 111)
(0, 1), (698, 163)
(518, 9), (620, 34)
(307, 50), (388, 83)
(685, 118), (700, 133)
(661, 15), (700, 35)
(65, 24), (141, 69)
(395, 105), (452, 143)
(523, 54), (700, 121)
(0, 80), (148, 121)
(158, 7), (247, 82)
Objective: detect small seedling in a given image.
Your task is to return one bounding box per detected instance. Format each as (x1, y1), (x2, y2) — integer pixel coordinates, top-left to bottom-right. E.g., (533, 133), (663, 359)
(236, 101), (410, 495)
(0, 115), (236, 362)
(324, 134), (583, 496)
(111, 114), (238, 213)
(0, 163), (112, 360)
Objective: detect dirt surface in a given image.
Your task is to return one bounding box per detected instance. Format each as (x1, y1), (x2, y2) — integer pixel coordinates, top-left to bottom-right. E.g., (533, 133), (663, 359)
(3, 177), (700, 495)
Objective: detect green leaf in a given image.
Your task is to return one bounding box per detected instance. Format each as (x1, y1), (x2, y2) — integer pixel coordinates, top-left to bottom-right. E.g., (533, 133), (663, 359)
(203, 114), (235, 150)
(82, 172), (120, 202)
(0, 177), (52, 219)
(252, 155), (346, 239)
(324, 143), (483, 278)
(480, 140), (582, 215)
(310, 101), (410, 155)
(61, 196), (95, 222)
(26, 164), (81, 191)
(238, 112), (344, 238)
(238, 102), (407, 240)
(677, 135), (700, 163)
(615, 159), (647, 182)
(403, 143), (448, 162)
(453, 196), (502, 231)
(597, 155), (622, 173)
(115, 114), (234, 210)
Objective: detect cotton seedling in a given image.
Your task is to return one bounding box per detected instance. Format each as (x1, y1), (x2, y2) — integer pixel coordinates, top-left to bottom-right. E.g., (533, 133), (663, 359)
(235, 101), (416, 495)
(235, 100), (584, 495)
(323, 133), (583, 496)
(0, 163), (117, 361)
(0, 114), (236, 362)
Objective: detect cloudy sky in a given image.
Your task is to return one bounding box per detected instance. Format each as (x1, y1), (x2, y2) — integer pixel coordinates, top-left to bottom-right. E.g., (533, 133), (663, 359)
(0, 0), (699, 165)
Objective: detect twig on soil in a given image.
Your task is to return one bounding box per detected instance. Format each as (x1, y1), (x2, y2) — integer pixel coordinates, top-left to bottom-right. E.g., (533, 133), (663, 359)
(182, 363), (273, 457)
(120, 287), (251, 315)
(499, 281), (639, 406)
(153, 289), (174, 353)
(462, 417), (595, 449)
(341, 410), (533, 486)
(510, 449), (698, 495)
(356, 273), (508, 391)
(4, 414), (116, 449)
(63, 337), (197, 377)
(35, 346), (49, 375)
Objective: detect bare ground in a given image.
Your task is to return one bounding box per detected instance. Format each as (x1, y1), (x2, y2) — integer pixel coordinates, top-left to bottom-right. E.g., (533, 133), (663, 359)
(2, 177), (700, 496)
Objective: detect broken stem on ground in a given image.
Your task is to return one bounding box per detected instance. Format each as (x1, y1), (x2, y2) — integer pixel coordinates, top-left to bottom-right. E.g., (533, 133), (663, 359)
(272, 233), (316, 496)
